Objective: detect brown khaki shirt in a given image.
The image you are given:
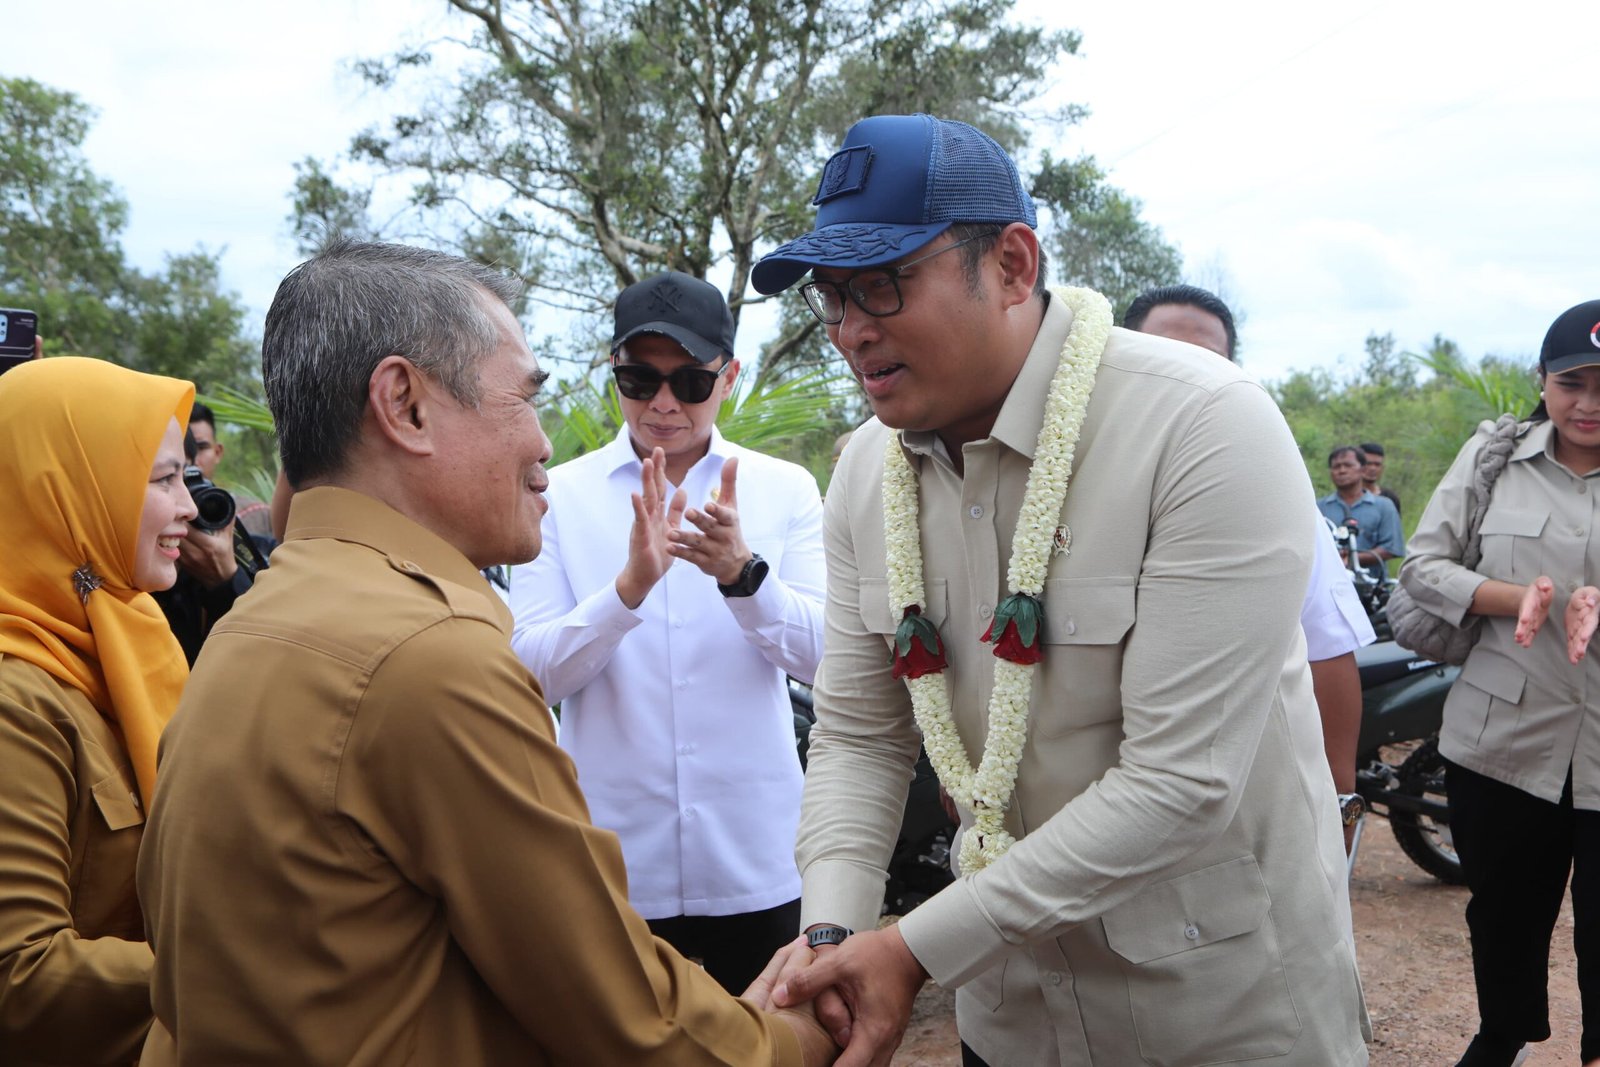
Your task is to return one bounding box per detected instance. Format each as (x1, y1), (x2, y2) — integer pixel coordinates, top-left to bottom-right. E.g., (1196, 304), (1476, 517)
(137, 486), (799, 1066)
(0, 654), (152, 1066)
(1403, 418), (1600, 807)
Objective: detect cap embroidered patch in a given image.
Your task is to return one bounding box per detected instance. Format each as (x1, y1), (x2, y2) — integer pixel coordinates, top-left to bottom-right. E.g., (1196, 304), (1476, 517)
(1590, 319), (1600, 349)
(647, 279), (683, 314)
(813, 145), (873, 205)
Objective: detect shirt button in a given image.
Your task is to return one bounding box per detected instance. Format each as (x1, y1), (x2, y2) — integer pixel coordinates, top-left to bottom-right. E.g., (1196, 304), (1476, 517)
(979, 605), (993, 619)
(677, 680), (689, 690)
(1576, 527), (1586, 537)
(1045, 971), (1062, 986)
(1573, 692), (1583, 704)
(1582, 483), (1590, 494)
(683, 807), (696, 820)
(968, 505), (984, 519)
(672, 617), (684, 628)
(1063, 618), (1077, 636)
(130, 792), (142, 809)
(401, 561), (422, 574)
(1184, 923), (1200, 941)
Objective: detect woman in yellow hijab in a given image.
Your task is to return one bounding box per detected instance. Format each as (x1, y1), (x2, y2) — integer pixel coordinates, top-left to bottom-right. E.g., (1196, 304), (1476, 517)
(0, 357), (197, 1064)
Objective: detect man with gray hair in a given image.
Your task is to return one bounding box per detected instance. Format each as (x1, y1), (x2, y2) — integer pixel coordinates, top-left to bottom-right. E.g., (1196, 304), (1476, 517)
(136, 239), (835, 1065)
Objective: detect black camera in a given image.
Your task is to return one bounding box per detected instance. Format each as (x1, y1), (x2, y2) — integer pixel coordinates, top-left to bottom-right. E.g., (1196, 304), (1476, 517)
(183, 465), (236, 533)
(0, 307), (39, 377)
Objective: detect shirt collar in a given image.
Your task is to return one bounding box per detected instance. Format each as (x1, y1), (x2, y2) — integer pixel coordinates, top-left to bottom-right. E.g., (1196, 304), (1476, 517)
(285, 486), (505, 618)
(898, 292), (1072, 464)
(598, 424), (733, 476)
(1512, 419), (1554, 463)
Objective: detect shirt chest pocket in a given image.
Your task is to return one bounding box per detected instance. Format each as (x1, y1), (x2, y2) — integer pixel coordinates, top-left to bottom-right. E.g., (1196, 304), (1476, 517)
(1031, 578), (1135, 738)
(857, 578), (949, 637)
(71, 758), (147, 940)
(1477, 507), (1548, 584)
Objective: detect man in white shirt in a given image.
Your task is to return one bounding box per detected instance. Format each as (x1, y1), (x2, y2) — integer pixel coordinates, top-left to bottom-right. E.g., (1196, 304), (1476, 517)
(1124, 284), (1375, 838)
(510, 271), (826, 993)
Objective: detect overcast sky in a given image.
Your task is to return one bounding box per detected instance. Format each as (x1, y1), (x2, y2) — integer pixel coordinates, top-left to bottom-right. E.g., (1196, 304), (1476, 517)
(11, 0), (1599, 382)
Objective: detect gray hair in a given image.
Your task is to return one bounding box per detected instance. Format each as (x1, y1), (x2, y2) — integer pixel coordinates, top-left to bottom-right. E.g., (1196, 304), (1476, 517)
(263, 238), (524, 486)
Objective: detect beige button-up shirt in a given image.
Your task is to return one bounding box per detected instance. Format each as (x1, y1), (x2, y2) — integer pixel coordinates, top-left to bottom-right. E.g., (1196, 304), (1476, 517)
(1402, 418), (1600, 807)
(0, 656), (152, 1066)
(137, 486), (799, 1066)
(798, 294), (1366, 1066)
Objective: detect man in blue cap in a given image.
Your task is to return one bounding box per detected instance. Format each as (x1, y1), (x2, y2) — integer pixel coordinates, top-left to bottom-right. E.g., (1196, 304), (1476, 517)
(755, 115), (1368, 1065)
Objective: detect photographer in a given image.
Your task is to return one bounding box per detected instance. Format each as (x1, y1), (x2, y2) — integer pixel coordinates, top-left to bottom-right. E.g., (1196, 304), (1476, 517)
(151, 416), (265, 664)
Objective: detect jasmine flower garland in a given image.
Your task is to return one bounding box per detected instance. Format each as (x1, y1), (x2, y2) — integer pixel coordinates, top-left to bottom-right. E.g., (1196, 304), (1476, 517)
(882, 286), (1111, 872)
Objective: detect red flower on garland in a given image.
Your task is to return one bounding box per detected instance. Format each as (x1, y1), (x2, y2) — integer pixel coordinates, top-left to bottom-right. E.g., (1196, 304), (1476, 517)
(891, 605), (948, 679)
(981, 593), (1044, 665)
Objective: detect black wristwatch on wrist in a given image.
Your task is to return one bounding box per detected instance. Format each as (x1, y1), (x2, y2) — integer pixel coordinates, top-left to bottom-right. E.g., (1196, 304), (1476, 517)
(717, 553), (769, 598)
(806, 924), (853, 950)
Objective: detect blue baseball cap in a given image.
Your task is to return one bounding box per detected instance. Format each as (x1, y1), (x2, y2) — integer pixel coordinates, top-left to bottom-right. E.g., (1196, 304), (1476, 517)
(750, 113), (1037, 295)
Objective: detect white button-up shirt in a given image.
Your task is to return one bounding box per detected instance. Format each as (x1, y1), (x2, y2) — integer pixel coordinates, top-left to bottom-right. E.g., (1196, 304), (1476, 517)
(510, 426), (825, 918)
(1303, 514), (1376, 661)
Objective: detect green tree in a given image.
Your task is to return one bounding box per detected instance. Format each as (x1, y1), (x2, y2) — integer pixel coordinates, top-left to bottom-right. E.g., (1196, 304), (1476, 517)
(290, 0), (1168, 380)
(0, 77), (258, 395)
(1032, 152), (1183, 317)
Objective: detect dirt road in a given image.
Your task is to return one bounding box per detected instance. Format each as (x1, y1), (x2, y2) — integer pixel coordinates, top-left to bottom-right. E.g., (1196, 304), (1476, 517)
(890, 817), (1582, 1064)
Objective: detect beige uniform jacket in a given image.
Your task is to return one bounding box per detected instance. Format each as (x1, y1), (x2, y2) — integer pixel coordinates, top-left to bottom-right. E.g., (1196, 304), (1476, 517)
(0, 655), (152, 1066)
(797, 295), (1367, 1067)
(1401, 419), (1600, 806)
(136, 487), (799, 1066)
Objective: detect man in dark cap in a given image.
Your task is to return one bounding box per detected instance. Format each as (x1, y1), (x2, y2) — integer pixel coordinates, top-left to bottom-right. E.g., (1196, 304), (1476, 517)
(754, 114), (1367, 1065)
(510, 271), (827, 995)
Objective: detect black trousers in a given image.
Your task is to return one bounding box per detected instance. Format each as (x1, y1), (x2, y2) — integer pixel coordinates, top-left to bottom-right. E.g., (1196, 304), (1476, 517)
(646, 897), (801, 995)
(1447, 759), (1600, 1059)
(960, 1041), (991, 1066)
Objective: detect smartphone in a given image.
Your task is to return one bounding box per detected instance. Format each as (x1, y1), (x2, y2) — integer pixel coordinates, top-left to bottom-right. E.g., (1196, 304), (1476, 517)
(0, 307), (39, 377)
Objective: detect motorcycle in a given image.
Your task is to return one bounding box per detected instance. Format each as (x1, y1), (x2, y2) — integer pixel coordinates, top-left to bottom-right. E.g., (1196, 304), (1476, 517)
(1335, 524), (1465, 883)
(791, 680), (956, 915)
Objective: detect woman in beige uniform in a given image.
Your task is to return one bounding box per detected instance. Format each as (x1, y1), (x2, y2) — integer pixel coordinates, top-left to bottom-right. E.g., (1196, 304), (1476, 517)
(0, 357), (196, 1064)
(1402, 299), (1600, 1067)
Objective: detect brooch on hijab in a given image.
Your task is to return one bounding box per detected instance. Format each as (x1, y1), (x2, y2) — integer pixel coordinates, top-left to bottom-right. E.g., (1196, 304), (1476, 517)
(72, 565), (104, 605)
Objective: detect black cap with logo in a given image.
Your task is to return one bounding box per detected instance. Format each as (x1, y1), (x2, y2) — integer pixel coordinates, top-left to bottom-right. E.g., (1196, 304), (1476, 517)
(1540, 299), (1600, 375)
(611, 271), (736, 365)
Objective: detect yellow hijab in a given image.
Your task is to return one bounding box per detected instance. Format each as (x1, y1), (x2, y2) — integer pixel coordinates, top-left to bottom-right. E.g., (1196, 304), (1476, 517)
(0, 357), (195, 806)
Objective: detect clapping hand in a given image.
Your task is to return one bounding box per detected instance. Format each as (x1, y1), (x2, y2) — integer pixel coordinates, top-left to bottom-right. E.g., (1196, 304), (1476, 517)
(1514, 576), (1600, 664)
(670, 455), (753, 585)
(1566, 586), (1600, 664)
(616, 448), (687, 609)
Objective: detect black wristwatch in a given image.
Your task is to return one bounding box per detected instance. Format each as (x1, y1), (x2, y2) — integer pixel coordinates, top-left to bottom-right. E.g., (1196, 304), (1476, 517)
(717, 553), (769, 598)
(1338, 793), (1366, 827)
(806, 925), (853, 950)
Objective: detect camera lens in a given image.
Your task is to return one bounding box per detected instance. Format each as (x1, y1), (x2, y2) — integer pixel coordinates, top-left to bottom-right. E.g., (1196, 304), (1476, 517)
(182, 465), (236, 533)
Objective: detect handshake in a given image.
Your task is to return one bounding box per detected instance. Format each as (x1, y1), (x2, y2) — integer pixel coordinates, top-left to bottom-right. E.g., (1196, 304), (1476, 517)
(744, 926), (931, 1067)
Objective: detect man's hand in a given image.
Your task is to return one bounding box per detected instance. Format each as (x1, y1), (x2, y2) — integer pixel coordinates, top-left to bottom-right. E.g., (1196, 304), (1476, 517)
(671, 454), (753, 585)
(616, 448), (687, 609)
(774, 926), (928, 1067)
(744, 938), (840, 1066)
(1514, 576), (1556, 648)
(1566, 585), (1600, 664)
(176, 520), (238, 589)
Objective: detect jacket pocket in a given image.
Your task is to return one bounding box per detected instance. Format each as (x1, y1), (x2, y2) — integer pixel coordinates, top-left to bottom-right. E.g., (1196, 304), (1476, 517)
(858, 578), (948, 635)
(1477, 507), (1548, 583)
(1101, 857), (1301, 1066)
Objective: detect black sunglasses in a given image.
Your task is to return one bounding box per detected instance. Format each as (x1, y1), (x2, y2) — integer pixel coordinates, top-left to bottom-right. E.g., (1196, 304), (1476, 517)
(611, 359), (731, 404)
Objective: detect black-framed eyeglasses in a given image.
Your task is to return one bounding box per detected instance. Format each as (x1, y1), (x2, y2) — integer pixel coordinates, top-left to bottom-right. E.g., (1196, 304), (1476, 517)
(798, 229), (1000, 325)
(611, 358), (732, 404)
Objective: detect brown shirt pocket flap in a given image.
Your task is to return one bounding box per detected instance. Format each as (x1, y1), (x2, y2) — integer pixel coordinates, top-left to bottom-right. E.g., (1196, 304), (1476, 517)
(858, 578), (948, 634)
(1477, 508), (1549, 538)
(92, 775), (146, 831)
(1102, 856), (1271, 964)
(1459, 648), (1528, 705)
(1042, 579), (1136, 645)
